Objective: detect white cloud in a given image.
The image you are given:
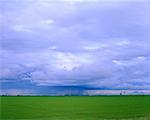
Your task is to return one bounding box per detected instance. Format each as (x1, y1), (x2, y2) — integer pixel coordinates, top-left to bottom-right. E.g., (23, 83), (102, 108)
(113, 60), (125, 65)
(82, 43), (107, 51)
(116, 40), (130, 46)
(48, 46), (57, 50)
(137, 56), (146, 60)
(12, 25), (32, 32)
(53, 52), (94, 71)
(40, 19), (55, 27)
(44, 19), (54, 25)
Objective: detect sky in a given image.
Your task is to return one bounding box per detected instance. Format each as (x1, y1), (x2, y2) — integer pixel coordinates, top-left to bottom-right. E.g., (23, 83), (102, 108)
(0, 0), (150, 95)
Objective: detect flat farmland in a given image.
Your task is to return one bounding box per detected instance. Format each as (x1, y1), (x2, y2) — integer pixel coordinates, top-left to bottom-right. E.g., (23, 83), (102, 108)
(1, 96), (150, 120)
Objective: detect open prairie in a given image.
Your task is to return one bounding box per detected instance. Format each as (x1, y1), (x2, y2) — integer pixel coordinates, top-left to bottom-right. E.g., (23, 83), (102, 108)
(1, 96), (150, 120)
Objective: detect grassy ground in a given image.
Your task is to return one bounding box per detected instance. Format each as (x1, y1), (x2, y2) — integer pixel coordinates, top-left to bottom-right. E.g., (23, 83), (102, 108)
(0, 96), (150, 120)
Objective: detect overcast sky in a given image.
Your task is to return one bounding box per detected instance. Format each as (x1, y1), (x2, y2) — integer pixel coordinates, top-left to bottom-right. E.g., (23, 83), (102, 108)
(0, 0), (150, 95)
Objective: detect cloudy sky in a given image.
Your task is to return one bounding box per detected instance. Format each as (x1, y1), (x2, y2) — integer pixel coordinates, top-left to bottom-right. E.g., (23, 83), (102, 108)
(0, 0), (150, 95)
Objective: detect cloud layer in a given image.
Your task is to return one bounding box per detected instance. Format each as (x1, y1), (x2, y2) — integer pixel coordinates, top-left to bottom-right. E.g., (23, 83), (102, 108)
(0, 0), (150, 94)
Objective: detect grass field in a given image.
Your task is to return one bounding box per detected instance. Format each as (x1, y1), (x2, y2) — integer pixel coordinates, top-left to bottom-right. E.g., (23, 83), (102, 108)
(0, 96), (150, 120)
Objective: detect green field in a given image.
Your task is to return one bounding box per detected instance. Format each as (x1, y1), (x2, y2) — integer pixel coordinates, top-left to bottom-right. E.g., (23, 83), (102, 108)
(0, 96), (150, 120)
